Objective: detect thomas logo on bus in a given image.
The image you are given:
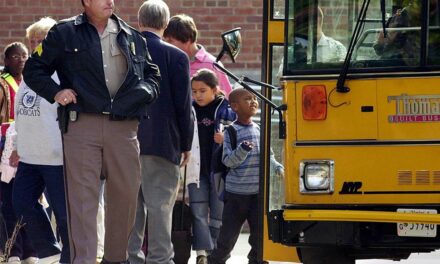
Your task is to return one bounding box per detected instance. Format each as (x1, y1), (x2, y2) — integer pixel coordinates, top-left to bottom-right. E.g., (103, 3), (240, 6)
(388, 94), (440, 123)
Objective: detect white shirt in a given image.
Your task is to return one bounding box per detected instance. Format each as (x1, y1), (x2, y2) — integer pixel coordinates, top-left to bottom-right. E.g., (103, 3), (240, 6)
(315, 33), (347, 62)
(14, 73), (63, 166)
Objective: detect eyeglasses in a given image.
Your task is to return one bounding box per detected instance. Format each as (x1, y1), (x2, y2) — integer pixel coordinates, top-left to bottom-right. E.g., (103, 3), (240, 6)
(10, 54), (28, 60)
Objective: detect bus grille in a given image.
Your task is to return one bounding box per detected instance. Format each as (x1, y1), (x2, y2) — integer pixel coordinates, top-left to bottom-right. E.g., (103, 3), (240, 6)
(433, 171), (440, 185)
(398, 170), (440, 185)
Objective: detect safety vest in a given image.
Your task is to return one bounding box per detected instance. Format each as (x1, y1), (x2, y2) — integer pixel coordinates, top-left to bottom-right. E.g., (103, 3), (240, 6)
(0, 72), (18, 122)
(0, 72), (19, 93)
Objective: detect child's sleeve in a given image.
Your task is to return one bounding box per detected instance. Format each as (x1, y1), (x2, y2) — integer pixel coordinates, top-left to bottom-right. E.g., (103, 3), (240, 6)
(222, 129), (251, 168)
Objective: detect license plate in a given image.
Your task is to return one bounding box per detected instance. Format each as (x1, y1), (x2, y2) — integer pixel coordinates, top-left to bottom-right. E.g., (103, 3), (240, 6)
(397, 209), (437, 237)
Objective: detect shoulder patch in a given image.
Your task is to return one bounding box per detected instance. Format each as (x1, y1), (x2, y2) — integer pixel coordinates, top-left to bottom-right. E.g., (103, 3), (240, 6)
(34, 43), (43, 57)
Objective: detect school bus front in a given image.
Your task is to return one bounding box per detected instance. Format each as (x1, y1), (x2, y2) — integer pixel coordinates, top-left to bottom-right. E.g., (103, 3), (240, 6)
(261, 0), (440, 263)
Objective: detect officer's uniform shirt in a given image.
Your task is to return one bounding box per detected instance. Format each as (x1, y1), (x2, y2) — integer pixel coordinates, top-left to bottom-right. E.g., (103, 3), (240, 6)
(100, 18), (127, 98)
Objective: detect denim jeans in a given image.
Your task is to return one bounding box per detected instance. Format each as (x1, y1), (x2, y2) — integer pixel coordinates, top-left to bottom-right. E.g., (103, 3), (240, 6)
(188, 174), (224, 250)
(12, 162), (70, 263)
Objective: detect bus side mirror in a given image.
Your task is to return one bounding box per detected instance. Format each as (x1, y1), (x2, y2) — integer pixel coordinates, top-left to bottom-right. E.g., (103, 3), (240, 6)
(216, 27), (242, 62)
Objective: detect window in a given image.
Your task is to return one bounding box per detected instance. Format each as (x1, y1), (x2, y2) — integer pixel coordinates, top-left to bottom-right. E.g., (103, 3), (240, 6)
(272, 0), (285, 20)
(285, 0), (432, 73)
(428, 0), (440, 65)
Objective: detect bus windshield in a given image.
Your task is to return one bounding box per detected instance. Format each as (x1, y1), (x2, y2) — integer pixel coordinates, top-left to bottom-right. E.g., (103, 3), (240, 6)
(285, 0), (440, 74)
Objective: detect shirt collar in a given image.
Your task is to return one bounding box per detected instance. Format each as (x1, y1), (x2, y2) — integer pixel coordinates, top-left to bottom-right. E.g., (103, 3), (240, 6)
(143, 31), (161, 40)
(75, 13), (131, 36)
(101, 18), (119, 39)
(193, 44), (208, 62)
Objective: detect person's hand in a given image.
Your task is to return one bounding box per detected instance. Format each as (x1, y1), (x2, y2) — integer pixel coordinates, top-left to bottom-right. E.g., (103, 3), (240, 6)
(214, 131), (224, 144)
(275, 167), (284, 177)
(54, 88), (77, 106)
(9, 150), (19, 167)
(180, 151), (191, 167)
(240, 140), (254, 151)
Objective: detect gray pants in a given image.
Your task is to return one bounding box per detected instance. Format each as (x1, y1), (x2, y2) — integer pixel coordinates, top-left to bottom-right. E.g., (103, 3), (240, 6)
(128, 156), (180, 264)
(63, 114), (141, 264)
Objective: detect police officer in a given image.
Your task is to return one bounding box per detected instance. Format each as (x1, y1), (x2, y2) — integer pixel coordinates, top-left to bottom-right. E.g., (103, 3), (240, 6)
(23, 0), (160, 263)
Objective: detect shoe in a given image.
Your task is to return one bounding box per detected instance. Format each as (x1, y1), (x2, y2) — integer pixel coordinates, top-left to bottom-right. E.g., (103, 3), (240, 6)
(100, 258), (130, 264)
(197, 255), (208, 264)
(7, 256), (21, 264)
(38, 254), (61, 264)
(248, 260), (269, 264)
(23, 257), (39, 264)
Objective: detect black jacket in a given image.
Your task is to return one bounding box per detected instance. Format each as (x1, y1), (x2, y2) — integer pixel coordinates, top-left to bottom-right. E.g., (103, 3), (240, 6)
(137, 31), (194, 165)
(23, 13), (160, 118)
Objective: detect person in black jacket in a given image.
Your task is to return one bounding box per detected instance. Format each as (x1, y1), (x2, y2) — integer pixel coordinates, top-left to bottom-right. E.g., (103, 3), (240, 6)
(127, 1), (193, 264)
(23, 0), (160, 263)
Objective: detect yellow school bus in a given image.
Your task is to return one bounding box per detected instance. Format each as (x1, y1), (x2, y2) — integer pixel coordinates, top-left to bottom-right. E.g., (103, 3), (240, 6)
(250, 0), (440, 263)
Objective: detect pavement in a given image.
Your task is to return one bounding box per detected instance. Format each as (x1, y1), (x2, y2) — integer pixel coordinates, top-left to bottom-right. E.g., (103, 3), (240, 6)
(188, 233), (440, 264)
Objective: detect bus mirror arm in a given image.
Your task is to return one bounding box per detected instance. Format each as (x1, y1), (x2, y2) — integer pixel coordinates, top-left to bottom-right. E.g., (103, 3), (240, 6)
(241, 76), (282, 91)
(214, 62), (287, 139)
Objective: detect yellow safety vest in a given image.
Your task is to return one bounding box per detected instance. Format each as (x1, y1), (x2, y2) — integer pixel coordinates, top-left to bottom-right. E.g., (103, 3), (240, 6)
(0, 72), (18, 122)
(0, 73), (19, 93)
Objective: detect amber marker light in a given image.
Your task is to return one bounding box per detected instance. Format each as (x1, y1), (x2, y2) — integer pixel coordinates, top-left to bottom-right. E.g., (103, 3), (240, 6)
(302, 85), (327, 120)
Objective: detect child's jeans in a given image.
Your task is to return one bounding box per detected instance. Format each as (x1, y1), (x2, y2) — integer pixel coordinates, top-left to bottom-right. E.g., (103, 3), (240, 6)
(209, 192), (259, 264)
(188, 175), (224, 250)
(12, 162), (69, 263)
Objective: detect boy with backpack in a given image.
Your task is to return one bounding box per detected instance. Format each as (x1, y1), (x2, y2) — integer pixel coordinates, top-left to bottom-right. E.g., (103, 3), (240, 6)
(209, 88), (284, 264)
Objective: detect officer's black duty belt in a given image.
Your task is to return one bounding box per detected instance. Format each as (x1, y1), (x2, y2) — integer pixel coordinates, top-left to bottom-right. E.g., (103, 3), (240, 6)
(69, 111), (137, 121)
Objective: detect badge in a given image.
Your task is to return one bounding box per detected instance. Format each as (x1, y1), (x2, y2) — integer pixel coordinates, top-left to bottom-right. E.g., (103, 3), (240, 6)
(130, 42), (136, 55)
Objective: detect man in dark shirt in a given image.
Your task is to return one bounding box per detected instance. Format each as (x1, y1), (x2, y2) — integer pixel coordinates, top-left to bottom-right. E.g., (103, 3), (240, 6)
(23, 0), (160, 263)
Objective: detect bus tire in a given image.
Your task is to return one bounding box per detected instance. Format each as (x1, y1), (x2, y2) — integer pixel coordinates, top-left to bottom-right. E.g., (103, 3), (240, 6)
(299, 247), (355, 264)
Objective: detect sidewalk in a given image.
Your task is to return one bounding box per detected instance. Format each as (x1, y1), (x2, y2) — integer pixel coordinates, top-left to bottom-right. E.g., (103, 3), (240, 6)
(188, 233), (290, 264)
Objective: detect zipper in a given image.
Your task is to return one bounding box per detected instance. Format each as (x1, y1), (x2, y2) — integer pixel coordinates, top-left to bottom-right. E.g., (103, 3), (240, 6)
(213, 97), (225, 130)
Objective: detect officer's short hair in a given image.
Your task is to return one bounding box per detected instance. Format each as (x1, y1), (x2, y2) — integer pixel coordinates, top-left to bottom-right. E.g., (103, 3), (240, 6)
(163, 14), (197, 43)
(26, 17), (56, 40)
(138, 0), (170, 30)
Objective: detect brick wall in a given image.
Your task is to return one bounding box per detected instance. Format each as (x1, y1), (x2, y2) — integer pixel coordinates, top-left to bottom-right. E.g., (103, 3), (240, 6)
(0, 0), (263, 72)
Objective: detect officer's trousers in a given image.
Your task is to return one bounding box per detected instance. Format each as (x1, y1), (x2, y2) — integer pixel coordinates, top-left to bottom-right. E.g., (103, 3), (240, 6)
(63, 113), (141, 264)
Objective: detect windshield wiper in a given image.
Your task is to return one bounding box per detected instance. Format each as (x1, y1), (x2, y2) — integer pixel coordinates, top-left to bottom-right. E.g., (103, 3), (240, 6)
(381, 0), (388, 38)
(336, 0), (371, 93)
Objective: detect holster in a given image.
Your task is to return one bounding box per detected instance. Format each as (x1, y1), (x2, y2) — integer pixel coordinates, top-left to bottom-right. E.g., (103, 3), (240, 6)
(57, 106), (69, 134)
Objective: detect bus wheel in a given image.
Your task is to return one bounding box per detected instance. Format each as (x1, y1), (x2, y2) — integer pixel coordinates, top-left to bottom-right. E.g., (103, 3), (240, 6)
(298, 247), (355, 264)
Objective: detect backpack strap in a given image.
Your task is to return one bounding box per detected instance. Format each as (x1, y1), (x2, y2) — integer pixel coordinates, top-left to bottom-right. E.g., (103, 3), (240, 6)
(225, 125), (237, 150)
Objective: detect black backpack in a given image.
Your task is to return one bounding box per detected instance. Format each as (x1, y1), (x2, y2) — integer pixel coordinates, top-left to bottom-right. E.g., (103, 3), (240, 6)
(211, 125), (237, 200)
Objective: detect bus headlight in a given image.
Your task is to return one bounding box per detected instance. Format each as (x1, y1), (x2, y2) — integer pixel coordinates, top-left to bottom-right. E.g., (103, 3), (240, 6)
(300, 160), (334, 193)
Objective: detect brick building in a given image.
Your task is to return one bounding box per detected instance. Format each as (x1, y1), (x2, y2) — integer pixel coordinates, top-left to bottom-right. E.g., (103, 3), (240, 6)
(0, 0), (263, 77)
